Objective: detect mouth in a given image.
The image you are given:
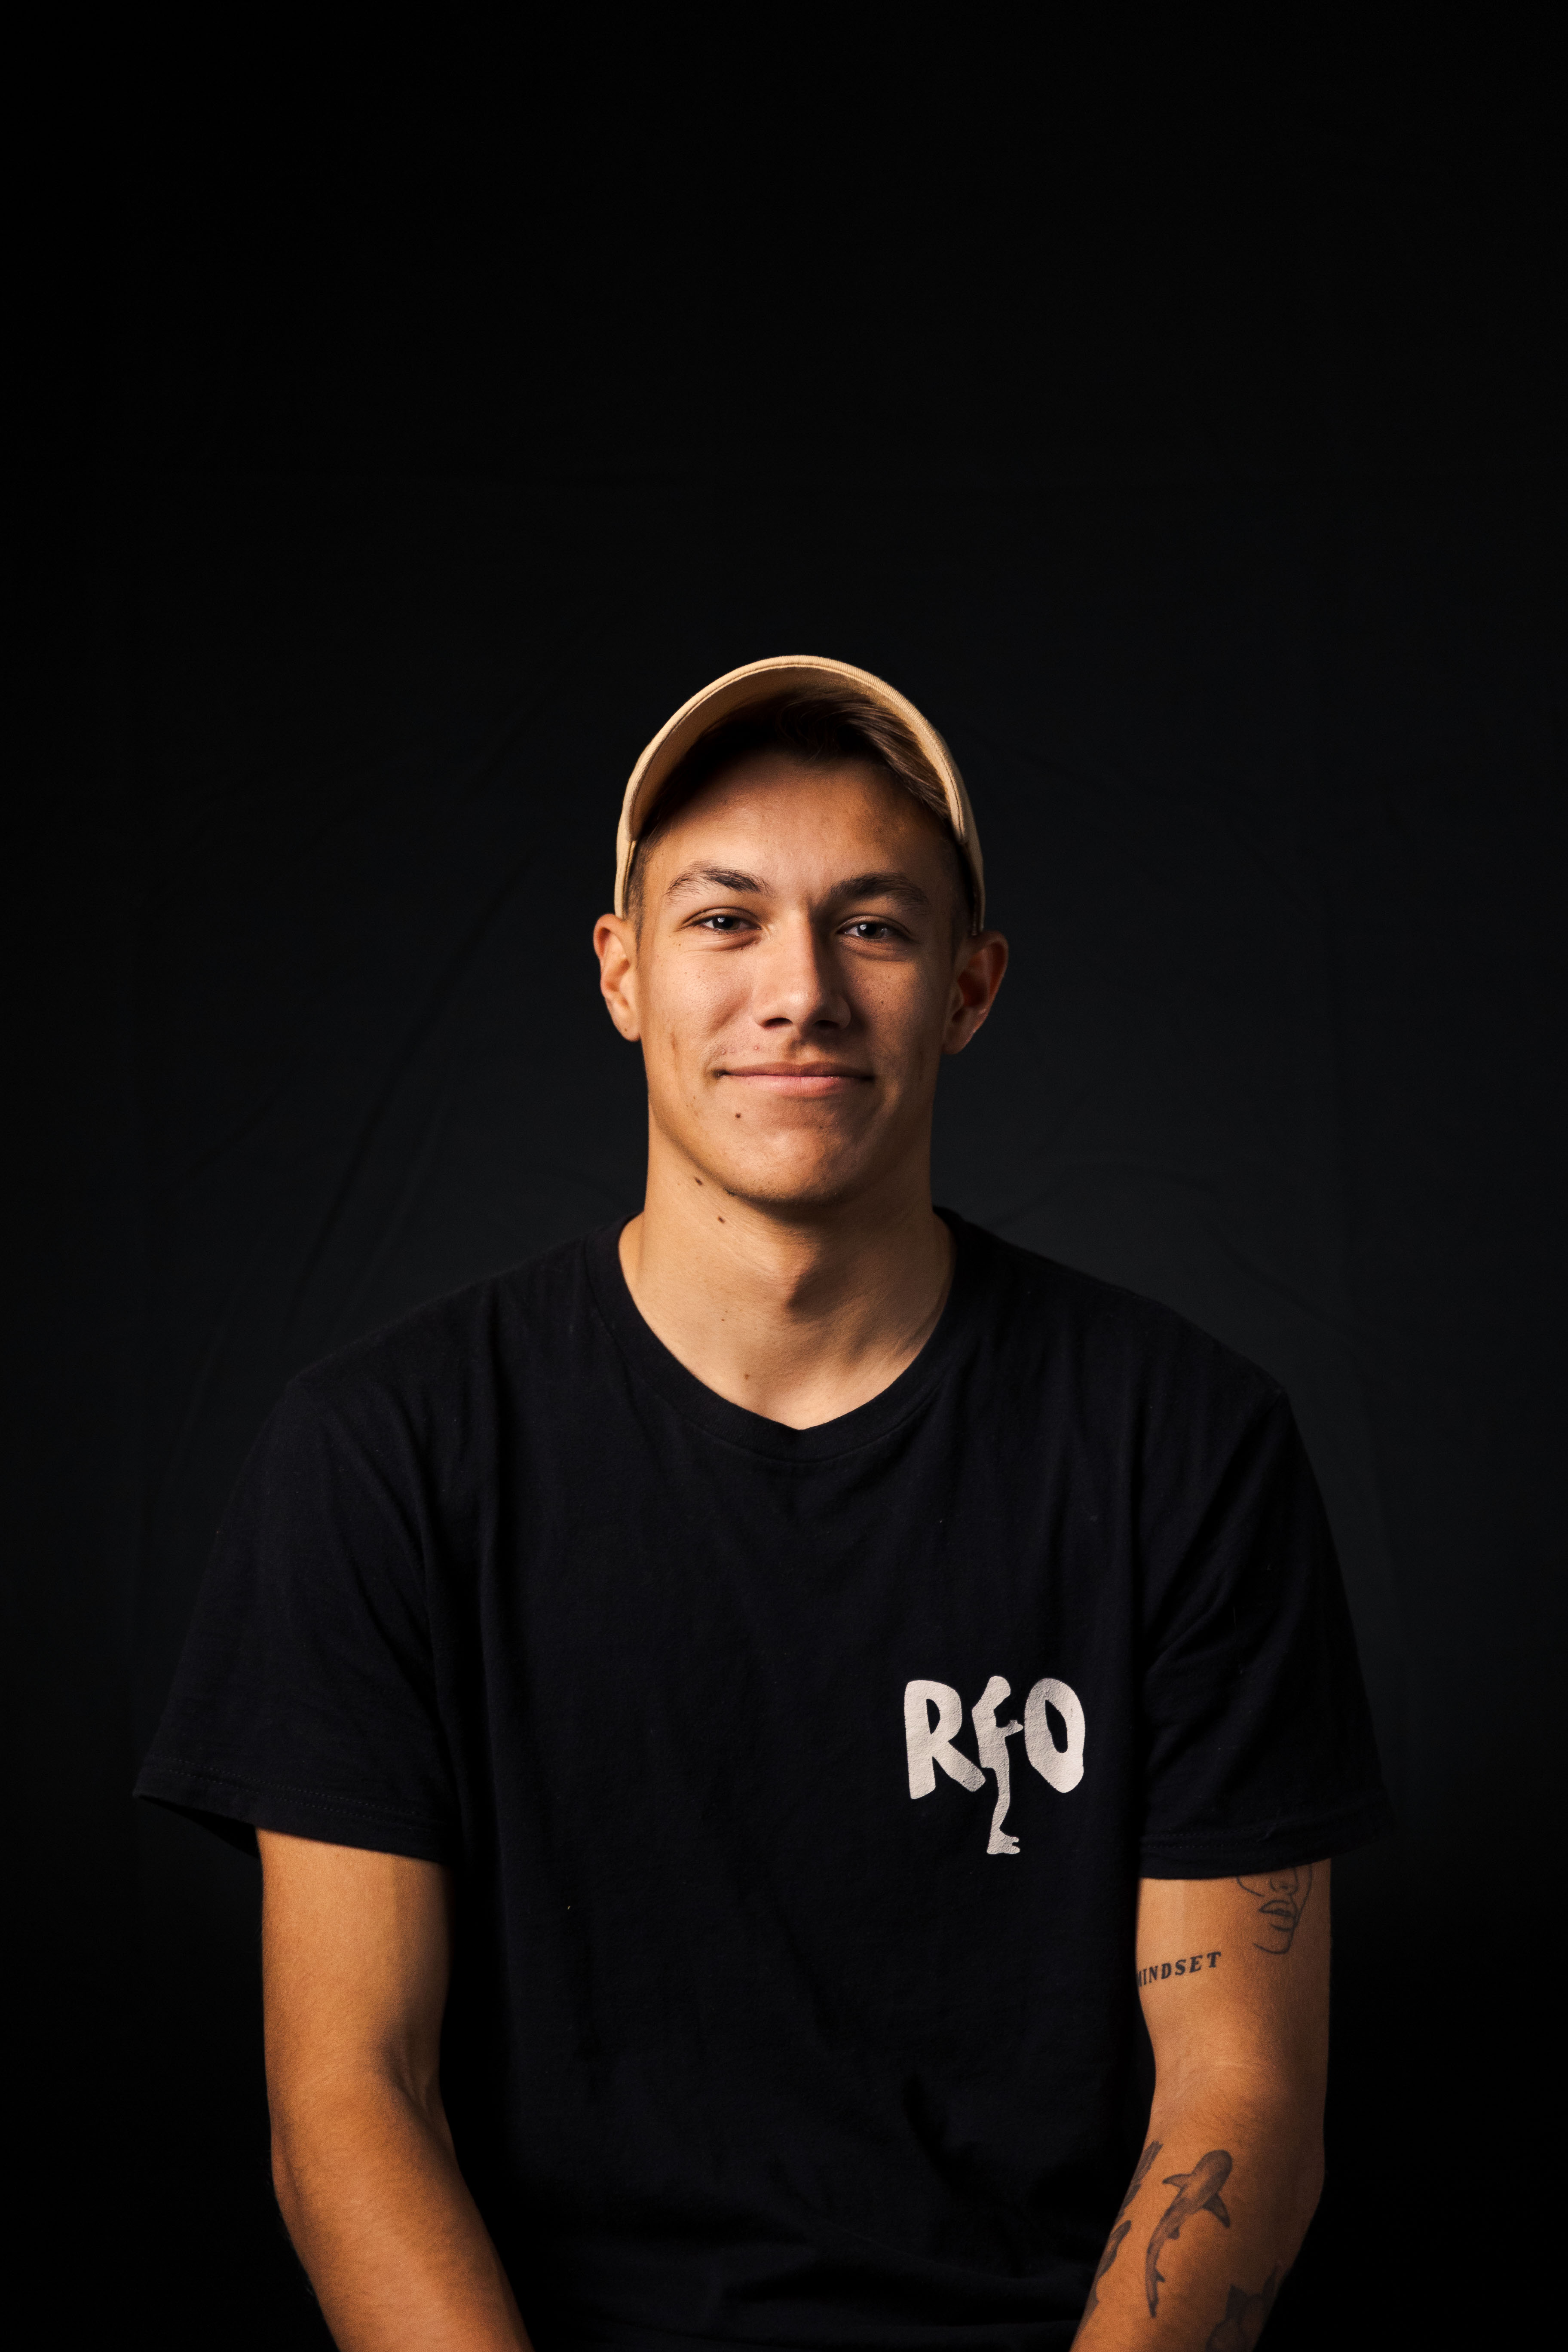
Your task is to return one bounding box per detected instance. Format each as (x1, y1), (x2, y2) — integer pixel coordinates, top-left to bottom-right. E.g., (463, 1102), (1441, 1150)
(714, 1064), (873, 1097)
(1259, 1902), (1298, 1924)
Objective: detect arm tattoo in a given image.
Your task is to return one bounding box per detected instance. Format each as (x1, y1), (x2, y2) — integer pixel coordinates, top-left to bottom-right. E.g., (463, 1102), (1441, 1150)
(1137, 1950), (1222, 1986)
(1081, 2141), (1161, 2315)
(1145, 2149), (1232, 2316)
(1205, 2266), (1283, 2350)
(1234, 1864), (1313, 1955)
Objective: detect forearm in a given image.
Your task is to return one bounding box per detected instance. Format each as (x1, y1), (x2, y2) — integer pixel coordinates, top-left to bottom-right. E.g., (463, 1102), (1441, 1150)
(272, 2076), (529, 2352)
(1071, 2076), (1322, 2350)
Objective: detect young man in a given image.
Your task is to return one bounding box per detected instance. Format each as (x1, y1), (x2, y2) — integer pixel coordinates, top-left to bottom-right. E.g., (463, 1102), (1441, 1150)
(138, 655), (1390, 2352)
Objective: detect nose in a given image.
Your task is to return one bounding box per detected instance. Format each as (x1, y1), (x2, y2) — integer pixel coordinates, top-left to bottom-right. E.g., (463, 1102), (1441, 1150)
(750, 911), (851, 1034)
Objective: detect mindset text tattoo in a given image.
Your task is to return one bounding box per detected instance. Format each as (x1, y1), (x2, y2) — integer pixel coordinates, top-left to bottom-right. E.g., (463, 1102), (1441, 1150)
(1235, 1864), (1314, 1955)
(1081, 2140), (1161, 2316)
(1145, 2150), (1233, 2317)
(1137, 1951), (1220, 1987)
(1204, 2265), (1283, 2351)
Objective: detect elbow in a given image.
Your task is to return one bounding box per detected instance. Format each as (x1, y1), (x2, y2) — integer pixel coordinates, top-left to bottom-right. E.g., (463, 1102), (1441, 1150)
(269, 2112), (309, 2247)
(266, 2074), (338, 2254)
(1286, 2126), (1326, 2255)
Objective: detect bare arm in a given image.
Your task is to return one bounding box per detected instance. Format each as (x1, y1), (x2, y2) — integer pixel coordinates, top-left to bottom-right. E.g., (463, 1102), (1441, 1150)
(260, 1830), (529, 2351)
(1072, 1862), (1330, 2350)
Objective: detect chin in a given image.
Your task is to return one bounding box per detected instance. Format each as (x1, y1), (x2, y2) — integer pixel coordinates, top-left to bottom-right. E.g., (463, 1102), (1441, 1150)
(710, 1146), (877, 1213)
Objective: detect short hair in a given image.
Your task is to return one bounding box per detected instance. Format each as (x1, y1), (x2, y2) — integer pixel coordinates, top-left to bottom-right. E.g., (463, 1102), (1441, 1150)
(627, 688), (978, 936)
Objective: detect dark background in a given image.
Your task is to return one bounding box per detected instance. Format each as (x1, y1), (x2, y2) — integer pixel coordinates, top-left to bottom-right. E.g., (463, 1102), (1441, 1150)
(11, 31), (1564, 2348)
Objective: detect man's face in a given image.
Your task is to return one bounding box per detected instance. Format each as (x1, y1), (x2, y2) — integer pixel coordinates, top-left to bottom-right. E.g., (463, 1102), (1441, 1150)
(596, 754), (1005, 1213)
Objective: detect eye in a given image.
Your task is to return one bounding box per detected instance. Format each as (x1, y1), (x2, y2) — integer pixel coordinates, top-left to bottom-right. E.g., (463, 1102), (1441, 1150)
(842, 918), (903, 942)
(694, 912), (752, 932)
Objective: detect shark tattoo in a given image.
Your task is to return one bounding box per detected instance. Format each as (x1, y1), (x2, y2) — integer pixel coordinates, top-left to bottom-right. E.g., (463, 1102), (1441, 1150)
(1145, 2148), (1233, 2316)
(1082, 2140), (1162, 2315)
(1205, 2265), (1283, 2351)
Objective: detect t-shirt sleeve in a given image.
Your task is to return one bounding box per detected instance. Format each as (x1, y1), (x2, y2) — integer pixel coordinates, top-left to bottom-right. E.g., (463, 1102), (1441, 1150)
(1137, 1388), (1393, 1877)
(135, 1372), (457, 1862)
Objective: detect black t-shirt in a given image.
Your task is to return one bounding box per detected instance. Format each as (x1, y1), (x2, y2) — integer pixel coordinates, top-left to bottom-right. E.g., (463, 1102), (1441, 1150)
(138, 1215), (1390, 2352)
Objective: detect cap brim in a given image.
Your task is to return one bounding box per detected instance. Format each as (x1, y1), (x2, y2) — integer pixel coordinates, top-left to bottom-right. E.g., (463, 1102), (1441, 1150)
(614, 654), (984, 926)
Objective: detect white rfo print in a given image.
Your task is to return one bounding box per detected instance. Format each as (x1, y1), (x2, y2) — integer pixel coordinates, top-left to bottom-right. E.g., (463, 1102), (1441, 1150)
(903, 1675), (1086, 1855)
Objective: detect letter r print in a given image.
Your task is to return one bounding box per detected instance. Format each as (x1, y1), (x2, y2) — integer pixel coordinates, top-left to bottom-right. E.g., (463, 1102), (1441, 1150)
(903, 1681), (986, 1798)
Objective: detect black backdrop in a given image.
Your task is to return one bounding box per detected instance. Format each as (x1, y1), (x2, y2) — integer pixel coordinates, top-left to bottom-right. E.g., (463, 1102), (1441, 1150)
(12, 40), (1565, 2349)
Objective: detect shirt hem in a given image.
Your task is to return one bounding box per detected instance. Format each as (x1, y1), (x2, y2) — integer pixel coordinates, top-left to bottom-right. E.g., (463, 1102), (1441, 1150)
(1138, 1789), (1394, 1877)
(133, 1761), (456, 1864)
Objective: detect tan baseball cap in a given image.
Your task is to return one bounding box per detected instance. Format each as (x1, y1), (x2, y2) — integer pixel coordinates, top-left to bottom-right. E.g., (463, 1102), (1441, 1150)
(614, 654), (985, 926)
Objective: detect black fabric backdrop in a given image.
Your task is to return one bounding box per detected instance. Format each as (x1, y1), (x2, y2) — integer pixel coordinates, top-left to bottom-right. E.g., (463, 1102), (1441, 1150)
(10, 43), (1564, 2349)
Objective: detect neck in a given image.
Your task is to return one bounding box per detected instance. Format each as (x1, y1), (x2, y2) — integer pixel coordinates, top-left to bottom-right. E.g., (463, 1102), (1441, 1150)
(619, 1136), (954, 1430)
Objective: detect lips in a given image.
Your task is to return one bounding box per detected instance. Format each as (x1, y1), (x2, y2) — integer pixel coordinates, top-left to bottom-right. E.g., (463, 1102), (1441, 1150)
(716, 1066), (872, 1094)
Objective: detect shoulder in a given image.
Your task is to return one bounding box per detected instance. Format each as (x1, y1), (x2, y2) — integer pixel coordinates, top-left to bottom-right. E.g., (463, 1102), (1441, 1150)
(282, 1228), (609, 1440)
(952, 1217), (1286, 1435)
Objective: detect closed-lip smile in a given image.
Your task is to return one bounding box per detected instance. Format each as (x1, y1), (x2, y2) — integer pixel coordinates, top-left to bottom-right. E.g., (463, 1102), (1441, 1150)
(716, 1063), (872, 1093)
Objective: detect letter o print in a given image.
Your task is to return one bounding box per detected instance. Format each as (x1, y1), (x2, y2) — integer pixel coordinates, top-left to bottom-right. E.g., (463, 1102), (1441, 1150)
(1023, 1677), (1086, 1792)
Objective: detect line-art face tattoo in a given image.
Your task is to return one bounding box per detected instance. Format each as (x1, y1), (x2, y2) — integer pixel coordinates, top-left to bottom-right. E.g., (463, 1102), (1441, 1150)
(1234, 1864), (1313, 1955)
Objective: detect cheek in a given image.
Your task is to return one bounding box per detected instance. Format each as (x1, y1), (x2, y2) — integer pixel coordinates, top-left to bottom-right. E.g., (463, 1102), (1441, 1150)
(857, 961), (951, 1039)
(642, 964), (744, 1063)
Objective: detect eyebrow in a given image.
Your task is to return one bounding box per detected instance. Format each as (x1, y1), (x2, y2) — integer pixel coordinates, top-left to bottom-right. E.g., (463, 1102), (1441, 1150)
(663, 865), (766, 901)
(661, 864), (934, 910)
(836, 870), (934, 910)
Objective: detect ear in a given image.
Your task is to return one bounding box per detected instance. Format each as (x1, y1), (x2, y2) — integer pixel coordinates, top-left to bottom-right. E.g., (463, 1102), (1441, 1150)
(594, 913), (643, 1042)
(943, 930), (1008, 1055)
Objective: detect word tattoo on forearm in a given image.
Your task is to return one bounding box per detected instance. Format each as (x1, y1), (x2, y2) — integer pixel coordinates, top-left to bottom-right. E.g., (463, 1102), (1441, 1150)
(1137, 1951), (1220, 1987)
(1204, 2265), (1283, 2351)
(1235, 1864), (1314, 1955)
(1082, 2141), (1162, 2315)
(1145, 2149), (1232, 2317)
